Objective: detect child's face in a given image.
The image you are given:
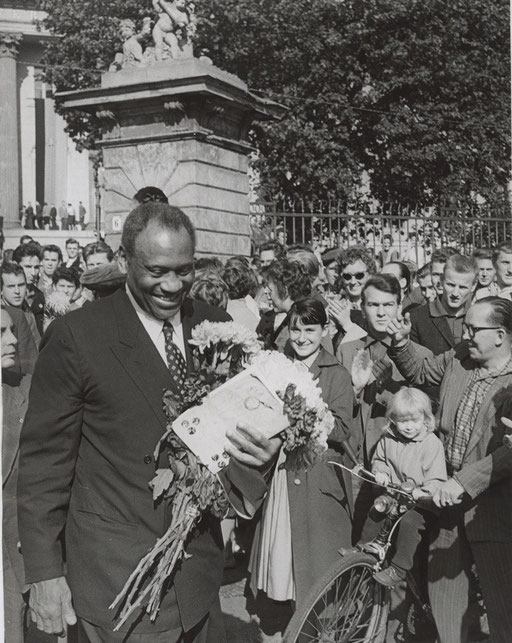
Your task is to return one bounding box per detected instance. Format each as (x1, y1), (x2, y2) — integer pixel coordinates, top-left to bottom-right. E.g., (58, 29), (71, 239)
(393, 412), (426, 441)
(289, 320), (326, 360)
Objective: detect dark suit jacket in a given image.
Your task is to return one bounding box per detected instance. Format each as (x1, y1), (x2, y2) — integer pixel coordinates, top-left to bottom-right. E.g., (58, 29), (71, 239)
(409, 301), (457, 355)
(3, 372), (31, 592)
(17, 290), (268, 634)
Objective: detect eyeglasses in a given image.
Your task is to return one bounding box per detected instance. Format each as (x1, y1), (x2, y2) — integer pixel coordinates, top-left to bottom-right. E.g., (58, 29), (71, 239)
(342, 272), (366, 282)
(462, 323), (502, 339)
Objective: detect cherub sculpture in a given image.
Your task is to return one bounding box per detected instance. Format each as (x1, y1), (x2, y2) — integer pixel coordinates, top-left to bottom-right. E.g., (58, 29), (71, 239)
(110, 17), (152, 70)
(152, 0), (196, 60)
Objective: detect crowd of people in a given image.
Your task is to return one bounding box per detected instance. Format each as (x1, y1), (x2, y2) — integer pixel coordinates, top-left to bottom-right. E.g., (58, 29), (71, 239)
(20, 200), (88, 231)
(2, 195), (512, 643)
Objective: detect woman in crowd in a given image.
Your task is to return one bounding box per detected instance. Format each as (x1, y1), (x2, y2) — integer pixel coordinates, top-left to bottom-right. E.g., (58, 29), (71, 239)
(249, 297), (357, 606)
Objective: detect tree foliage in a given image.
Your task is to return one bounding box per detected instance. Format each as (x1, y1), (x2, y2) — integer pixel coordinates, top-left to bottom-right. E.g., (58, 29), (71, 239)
(38, 0), (510, 204)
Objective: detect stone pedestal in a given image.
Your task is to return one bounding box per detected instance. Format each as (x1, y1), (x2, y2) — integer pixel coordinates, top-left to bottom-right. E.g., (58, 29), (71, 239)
(0, 33), (22, 227)
(59, 59), (284, 255)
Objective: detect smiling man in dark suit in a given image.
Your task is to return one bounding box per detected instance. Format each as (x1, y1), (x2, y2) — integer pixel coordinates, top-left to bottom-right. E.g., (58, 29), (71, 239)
(17, 203), (280, 642)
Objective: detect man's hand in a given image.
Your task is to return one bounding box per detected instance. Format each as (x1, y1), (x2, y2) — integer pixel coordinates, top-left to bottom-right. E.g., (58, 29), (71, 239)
(351, 348), (373, 394)
(29, 576), (76, 637)
(225, 423), (282, 469)
(386, 312), (411, 346)
(433, 478), (465, 508)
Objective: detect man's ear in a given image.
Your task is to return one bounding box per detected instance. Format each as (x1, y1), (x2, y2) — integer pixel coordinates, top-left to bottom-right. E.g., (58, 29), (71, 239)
(117, 246), (128, 274)
(495, 328), (506, 347)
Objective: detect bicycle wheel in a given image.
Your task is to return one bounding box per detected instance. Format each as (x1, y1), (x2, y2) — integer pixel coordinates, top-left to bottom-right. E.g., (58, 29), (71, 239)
(283, 551), (390, 643)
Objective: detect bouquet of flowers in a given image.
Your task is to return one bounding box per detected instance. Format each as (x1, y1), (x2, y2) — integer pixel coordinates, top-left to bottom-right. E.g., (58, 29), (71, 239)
(110, 322), (333, 628)
(43, 291), (72, 332)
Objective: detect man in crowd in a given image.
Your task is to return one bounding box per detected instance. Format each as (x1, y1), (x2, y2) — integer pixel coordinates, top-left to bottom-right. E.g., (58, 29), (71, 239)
(259, 240), (285, 268)
(12, 242), (45, 336)
(78, 201), (87, 229)
(472, 247), (496, 299)
(17, 202), (280, 642)
(387, 297), (512, 643)
(430, 247), (458, 299)
(409, 254), (477, 355)
(65, 238), (84, 273)
(2, 307), (32, 642)
(38, 244), (63, 299)
(1, 262), (40, 343)
(67, 203), (76, 230)
(493, 241), (512, 300)
(83, 241), (114, 270)
(52, 266), (80, 303)
(58, 200), (68, 230)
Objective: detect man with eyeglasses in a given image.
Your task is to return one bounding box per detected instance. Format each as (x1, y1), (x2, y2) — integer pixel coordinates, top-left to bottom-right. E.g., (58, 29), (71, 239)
(387, 297), (512, 643)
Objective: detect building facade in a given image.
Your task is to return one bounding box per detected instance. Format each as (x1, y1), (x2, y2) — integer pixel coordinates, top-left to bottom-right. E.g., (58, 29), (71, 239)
(0, 0), (92, 229)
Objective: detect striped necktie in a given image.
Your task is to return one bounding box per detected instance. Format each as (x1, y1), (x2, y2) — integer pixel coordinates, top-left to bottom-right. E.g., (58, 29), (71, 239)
(162, 320), (187, 391)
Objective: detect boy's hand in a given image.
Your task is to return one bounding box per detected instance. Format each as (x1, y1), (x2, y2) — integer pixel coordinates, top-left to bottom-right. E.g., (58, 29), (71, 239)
(374, 471), (390, 487)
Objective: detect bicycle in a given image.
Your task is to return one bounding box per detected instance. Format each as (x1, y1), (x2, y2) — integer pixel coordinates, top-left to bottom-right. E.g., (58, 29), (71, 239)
(282, 463), (435, 643)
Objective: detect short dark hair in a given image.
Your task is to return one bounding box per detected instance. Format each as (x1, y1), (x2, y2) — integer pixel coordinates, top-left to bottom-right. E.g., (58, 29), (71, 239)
(66, 238), (79, 247)
(338, 245), (377, 275)
(431, 247), (458, 264)
(493, 242), (512, 264)
(121, 203), (196, 258)
(362, 274), (402, 305)
(189, 277), (228, 310)
(83, 241), (114, 263)
(19, 235), (33, 245)
(12, 242), (42, 263)
(42, 244), (63, 263)
(132, 186), (168, 204)
(443, 254), (477, 279)
(263, 259), (311, 302)
(194, 257), (224, 274)
(0, 262), (26, 288)
(475, 297), (512, 334)
(222, 266), (254, 300)
(259, 240), (285, 260)
(288, 297), (328, 328)
(287, 248), (320, 279)
(52, 266), (80, 288)
(417, 262), (432, 280)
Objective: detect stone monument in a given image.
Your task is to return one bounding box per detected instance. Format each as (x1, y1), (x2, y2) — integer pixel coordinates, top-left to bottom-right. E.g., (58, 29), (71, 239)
(58, 3), (285, 256)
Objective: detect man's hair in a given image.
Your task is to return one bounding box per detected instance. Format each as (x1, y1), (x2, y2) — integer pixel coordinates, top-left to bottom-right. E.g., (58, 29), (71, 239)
(42, 244), (63, 263)
(121, 203), (196, 258)
(288, 296), (328, 328)
(383, 234), (392, 242)
(493, 241), (512, 264)
(189, 277), (228, 310)
(195, 257), (224, 274)
(443, 254), (477, 280)
(259, 240), (285, 260)
(473, 247), (493, 261)
(476, 296), (512, 334)
(338, 245), (377, 275)
(224, 258), (258, 296)
(0, 262), (27, 288)
(132, 186), (169, 204)
(19, 235), (33, 245)
(222, 265), (254, 300)
(52, 266), (80, 288)
(287, 248), (320, 280)
(83, 241), (114, 263)
(431, 247), (458, 264)
(66, 238), (79, 247)
(12, 242), (42, 263)
(362, 274), (401, 305)
(416, 262), (432, 280)
(263, 259), (312, 302)
(225, 255), (251, 269)
(385, 262), (411, 290)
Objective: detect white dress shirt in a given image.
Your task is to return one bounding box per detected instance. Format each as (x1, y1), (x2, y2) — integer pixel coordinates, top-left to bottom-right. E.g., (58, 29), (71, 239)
(125, 286), (187, 365)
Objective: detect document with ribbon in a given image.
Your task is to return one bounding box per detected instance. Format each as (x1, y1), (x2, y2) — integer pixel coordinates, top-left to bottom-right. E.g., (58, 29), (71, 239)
(173, 369), (289, 473)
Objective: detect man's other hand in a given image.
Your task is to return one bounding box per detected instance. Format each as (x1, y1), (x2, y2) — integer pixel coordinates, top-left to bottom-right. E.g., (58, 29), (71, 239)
(386, 312), (411, 346)
(29, 576), (77, 637)
(433, 478), (465, 508)
(225, 423), (282, 469)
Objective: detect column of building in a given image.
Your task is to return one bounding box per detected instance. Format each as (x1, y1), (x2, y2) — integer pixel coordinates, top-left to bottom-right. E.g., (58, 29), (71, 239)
(0, 32), (22, 227)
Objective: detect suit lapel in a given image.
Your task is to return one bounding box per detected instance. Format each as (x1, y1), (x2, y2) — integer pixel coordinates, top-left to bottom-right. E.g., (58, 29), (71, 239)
(431, 315), (456, 348)
(109, 291), (179, 432)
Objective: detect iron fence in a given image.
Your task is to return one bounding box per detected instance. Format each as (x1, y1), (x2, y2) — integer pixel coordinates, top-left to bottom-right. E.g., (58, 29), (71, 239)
(250, 200), (512, 261)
